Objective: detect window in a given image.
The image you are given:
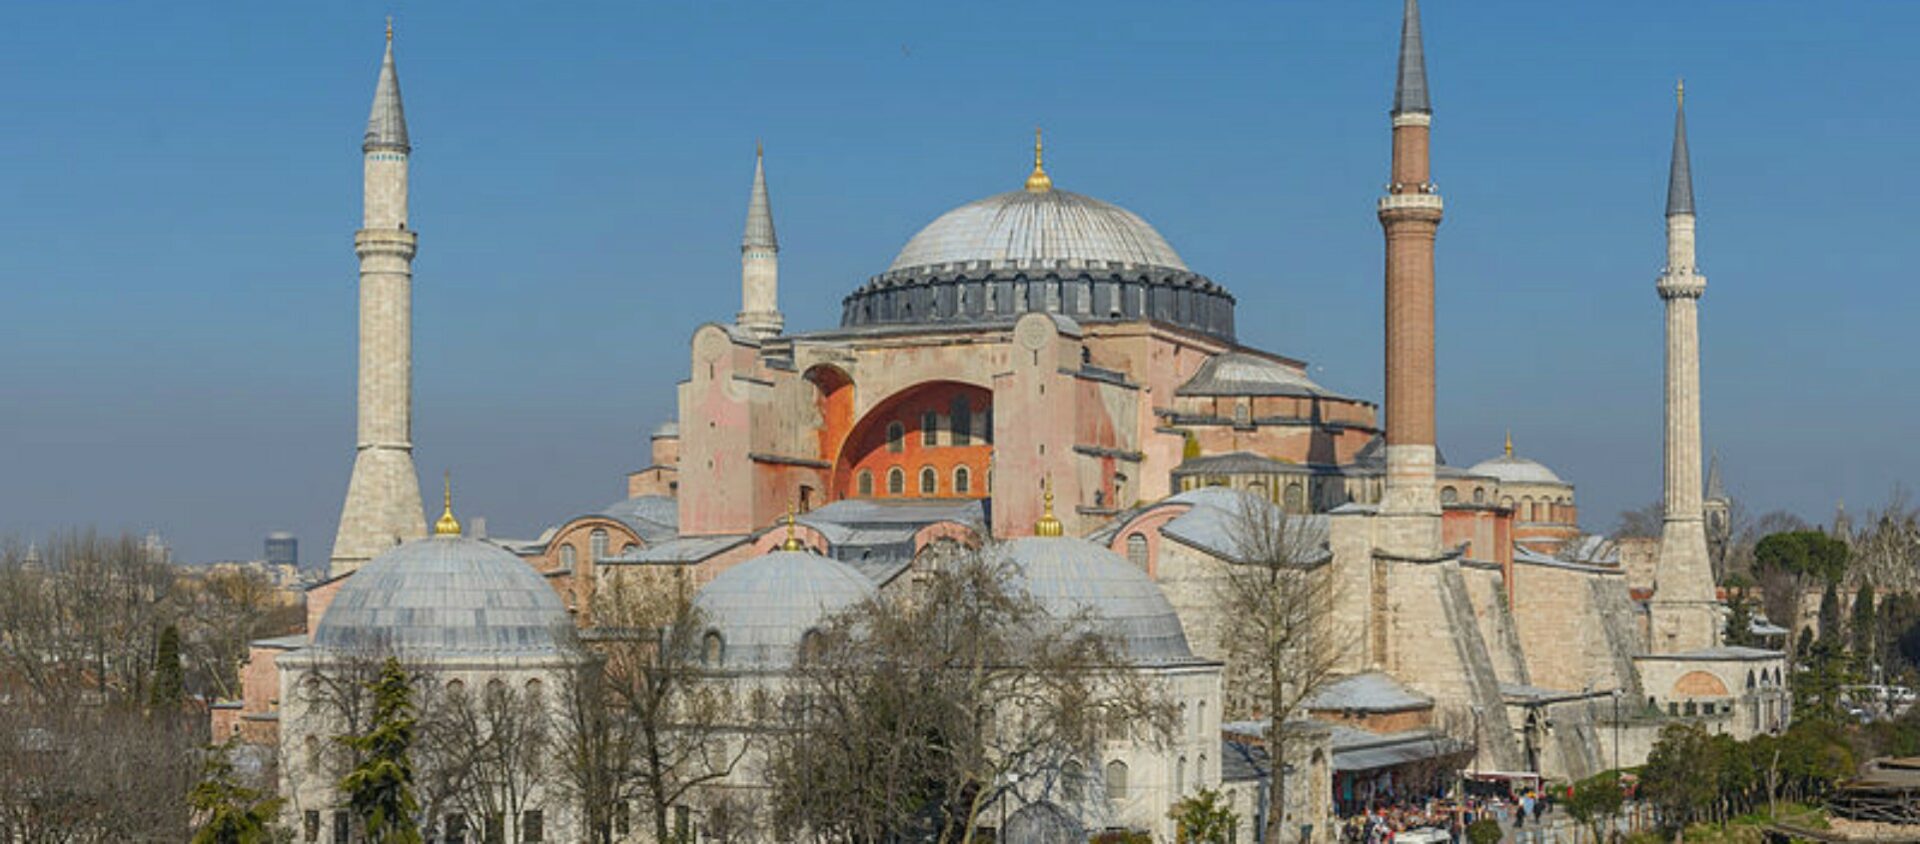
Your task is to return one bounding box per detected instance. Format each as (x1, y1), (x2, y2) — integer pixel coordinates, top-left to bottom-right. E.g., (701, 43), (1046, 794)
(675, 806), (692, 842)
(922, 410), (939, 445)
(1062, 760), (1085, 803)
(614, 802), (631, 837)
(858, 470), (874, 497)
(1440, 487), (1459, 505)
(920, 466), (937, 495)
(703, 631), (725, 666)
(1285, 482), (1305, 512)
(485, 814), (505, 844)
(1126, 534), (1148, 569)
(951, 396), (972, 444)
(522, 810), (543, 843)
(888, 467), (905, 496)
(1105, 760), (1130, 799)
(954, 466), (971, 494)
(333, 811), (351, 844)
(446, 678), (466, 698)
(590, 528), (609, 561)
(524, 678), (543, 700)
(560, 544), (577, 568)
(886, 421), (905, 453)
(1176, 756), (1188, 796)
(304, 735), (320, 773)
(304, 811), (320, 843)
(1473, 487), (1486, 504)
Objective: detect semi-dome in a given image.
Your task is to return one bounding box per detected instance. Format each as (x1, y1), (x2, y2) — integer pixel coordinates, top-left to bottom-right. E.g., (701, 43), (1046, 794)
(1002, 536), (1195, 665)
(693, 549), (876, 670)
(312, 535), (576, 658)
(841, 163), (1235, 342)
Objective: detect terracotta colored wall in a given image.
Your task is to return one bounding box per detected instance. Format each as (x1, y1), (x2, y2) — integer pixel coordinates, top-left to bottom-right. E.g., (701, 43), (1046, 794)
(833, 382), (992, 501)
(306, 577), (348, 635)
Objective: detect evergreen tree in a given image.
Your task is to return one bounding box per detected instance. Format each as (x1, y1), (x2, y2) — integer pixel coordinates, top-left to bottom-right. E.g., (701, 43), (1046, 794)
(189, 742), (282, 844)
(150, 624), (185, 714)
(1853, 583), (1878, 665)
(1819, 582), (1843, 647)
(1725, 588), (1758, 647)
(1168, 789), (1238, 844)
(338, 658), (423, 844)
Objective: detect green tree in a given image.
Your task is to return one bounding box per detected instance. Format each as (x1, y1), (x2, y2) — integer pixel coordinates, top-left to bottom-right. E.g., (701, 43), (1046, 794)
(338, 657), (423, 844)
(1819, 582), (1842, 648)
(189, 741), (283, 844)
(1853, 583), (1878, 665)
(1641, 722), (1721, 832)
(150, 624), (185, 714)
(1168, 789), (1238, 844)
(1724, 587), (1758, 647)
(1465, 818), (1503, 844)
(1753, 531), (1848, 584)
(1564, 770), (1624, 842)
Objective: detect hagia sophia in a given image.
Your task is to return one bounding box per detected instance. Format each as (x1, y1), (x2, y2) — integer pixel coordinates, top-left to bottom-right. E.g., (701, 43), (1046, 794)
(214, 3), (1794, 842)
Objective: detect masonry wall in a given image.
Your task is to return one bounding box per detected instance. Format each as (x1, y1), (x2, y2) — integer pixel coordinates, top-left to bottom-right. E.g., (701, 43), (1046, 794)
(1507, 561), (1638, 695)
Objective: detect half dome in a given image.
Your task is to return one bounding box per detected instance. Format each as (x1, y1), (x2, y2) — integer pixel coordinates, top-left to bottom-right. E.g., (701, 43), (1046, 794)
(313, 535), (576, 658)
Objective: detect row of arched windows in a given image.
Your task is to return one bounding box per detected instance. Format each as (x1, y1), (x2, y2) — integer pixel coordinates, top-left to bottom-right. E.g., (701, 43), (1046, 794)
(555, 527), (637, 568)
(856, 465), (975, 498)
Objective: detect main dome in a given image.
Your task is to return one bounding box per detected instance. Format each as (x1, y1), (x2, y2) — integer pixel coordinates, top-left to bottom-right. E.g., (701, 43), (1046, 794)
(841, 181), (1234, 342)
(887, 190), (1188, 274)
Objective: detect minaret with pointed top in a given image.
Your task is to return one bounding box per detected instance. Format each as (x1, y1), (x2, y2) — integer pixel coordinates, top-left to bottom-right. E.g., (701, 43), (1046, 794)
(736, 144), (783, 339)
(1377, 0), (1445, 554)
(331, 21), (426, 577)
(1650, 79), (1719, 651)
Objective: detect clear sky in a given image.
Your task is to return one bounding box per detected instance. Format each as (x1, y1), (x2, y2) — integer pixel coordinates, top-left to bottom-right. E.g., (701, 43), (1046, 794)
(2, 1), (1914, 563)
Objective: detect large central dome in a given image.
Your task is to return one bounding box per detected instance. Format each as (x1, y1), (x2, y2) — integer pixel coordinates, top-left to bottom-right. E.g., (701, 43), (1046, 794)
(841, 166), (1234, 342)
(887, 189), (1188, 274)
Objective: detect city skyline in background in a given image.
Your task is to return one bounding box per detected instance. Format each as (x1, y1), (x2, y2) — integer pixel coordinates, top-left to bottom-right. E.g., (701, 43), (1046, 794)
(3, 1), (1916, 562)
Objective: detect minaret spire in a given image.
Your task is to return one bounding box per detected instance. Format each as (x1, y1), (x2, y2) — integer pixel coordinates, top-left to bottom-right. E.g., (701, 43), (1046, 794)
(736, 143), (783, 339)
(332, 22), (427, 576)
(1666, 79), (1694, 217)
(1392, 0), (1432, 116)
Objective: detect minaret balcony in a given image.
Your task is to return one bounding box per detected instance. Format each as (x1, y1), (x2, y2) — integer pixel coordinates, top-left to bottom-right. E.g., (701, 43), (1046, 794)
(1377, 193), (1444, 213)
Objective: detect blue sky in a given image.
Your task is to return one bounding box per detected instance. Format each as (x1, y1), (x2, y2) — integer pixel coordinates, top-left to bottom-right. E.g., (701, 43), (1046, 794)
(2, 1), (1913, 563)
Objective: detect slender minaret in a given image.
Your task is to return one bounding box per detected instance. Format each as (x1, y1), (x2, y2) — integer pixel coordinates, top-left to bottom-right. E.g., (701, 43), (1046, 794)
(1376, 0), (1445, 555)
(736, 143), (783, 339)
(331, 21), (426, 577)
(1650, 80), (1719, 651)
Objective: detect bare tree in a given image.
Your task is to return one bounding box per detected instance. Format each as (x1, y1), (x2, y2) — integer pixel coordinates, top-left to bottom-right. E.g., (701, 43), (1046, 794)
(416, 676), (552, 843)
(0, 700), (200, 841)
(0, 531), (178, 708)
(1216, 497), (1349, 844)
(181, 567), (294, 701)
(1613, 501), (1666, 540)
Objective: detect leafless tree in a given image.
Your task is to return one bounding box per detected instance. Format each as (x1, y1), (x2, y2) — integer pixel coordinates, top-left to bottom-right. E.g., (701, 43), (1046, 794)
(415, 676), (552, 843)
(0, 700), (200, 842)
(1613, 501), (1666, 540)
(0, 531), (177, 708)
(763, 546), (1171, 844)
(1215, 496), (1350, 844)
(180, 567), (298, 701)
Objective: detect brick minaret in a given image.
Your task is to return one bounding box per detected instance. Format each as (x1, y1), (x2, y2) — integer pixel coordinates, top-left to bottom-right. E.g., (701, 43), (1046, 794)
(331, 22), (426, 577)
(1650, 80), (1720, 651)
(1376, 0), (1445, 555)
(736, 143), (783, 339)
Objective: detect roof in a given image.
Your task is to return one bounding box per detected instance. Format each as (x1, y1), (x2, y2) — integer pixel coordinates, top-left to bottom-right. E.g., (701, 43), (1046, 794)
(1176, 352), (1346, 399)
(311, 535), (577, 658)
(1001, 536), (1198, 666)
(1637, 646), (1784, 662)
(1392, 0), (1432, 116)
(1155, 486), (1331, 565)
(743, 147), (777, 251)
(363, 35), (409, 153)
(888, 188), (1186, 274)
(606, 534), (747, 565)
(1467, 453), (1566, 486)
(1667, 87), (1695, 217)
(1221, 738), (1272, 784)
(1330, 725), (1467, 773)
(596, 496), (679, 544)
(693, 550), (875, 670)
(1304, 672), (1433, 713)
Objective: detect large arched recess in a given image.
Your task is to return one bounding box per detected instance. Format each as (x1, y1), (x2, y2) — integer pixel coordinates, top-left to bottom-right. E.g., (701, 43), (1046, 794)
(831, 380), (993, 502)
(805, 364), (855, 468)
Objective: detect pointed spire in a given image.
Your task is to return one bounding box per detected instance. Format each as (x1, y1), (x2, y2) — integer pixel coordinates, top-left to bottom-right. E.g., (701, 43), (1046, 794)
(742, 143), (778, 251)
(1666, 78), (1694, 217)
(1705, 451), (1726, 500)
(364, 20), (410, 154)
(1392, 0), (1432, 116)
(1025, 127), (1053, 193)
(1504, 430), (1513, 458)
(434, 472), (461, 536)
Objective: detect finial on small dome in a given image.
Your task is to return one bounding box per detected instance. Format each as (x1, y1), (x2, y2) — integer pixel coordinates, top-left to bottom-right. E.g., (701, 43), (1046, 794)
(781, 501), (806, 551)
(1025, 127), (1052, 193)
(1504, 429), (1513, 457)
(434, 472), (461, 536)
(1035, 477), (1064, 537)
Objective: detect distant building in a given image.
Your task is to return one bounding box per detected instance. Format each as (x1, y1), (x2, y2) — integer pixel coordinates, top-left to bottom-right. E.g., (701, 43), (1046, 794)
(265, 532), (298, 568)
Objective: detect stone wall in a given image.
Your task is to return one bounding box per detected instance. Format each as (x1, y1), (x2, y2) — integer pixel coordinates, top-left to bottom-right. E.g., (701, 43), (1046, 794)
(1508, 560), (1638, 695)
(1381, 558), (1522, 770)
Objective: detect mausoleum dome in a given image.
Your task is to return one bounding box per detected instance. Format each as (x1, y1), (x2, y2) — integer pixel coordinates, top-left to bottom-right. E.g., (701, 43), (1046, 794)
(312, 534), (576, 658)
(692, 549), (876, 670)
(1001, 535), (1196, 666)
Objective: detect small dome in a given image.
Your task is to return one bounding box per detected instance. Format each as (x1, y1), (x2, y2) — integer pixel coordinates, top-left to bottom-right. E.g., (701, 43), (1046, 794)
(1468, 454), (1566, 486)
(651, 420), (679, 439)
(1002, 536), (1194, 665)
(693, 550), (875, 670)
(889, 190), (1186, 275)
(313, 535), (575, 658)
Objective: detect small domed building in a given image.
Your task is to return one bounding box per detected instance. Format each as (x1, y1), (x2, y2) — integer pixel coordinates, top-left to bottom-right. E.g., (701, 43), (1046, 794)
(1461, 434), (1580, 554)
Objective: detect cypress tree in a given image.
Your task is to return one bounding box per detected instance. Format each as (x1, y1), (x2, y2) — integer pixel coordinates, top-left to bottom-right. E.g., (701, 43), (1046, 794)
(338, 657), (423, 844)
(150, 624), (185, 714)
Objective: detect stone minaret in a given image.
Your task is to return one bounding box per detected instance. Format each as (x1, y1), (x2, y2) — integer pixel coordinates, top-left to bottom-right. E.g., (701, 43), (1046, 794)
(735, 144), (783, 339)
(1376, 0), (1445, 555)
(1650, 80), (1720, 652)
(330, 23), (426, 577)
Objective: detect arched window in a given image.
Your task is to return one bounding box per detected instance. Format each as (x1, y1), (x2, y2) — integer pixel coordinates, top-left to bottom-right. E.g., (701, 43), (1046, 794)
(621, 543), (637, 555)
(886, 421), (905, 453)
(1285, 482), (1306, 512)
(1440, 487), (1459, 505)
(1176, 756), (1187, 796)
(560, 544), (577, 568)
(1126, 534), (1149, 569)
(590, 528), (609, 561)
(1105, 760), (1129, 799)
(524, 678), (543, 700)
(1473, 487), (1486, 504)
(1062, 761), (1084, 803)
(703, 631), (725, 666)
(954, 466), (971, 494)
(887, 467), (905, 495)
(919, 466), (937, 495)
(922, 411), (939, 446)
(951, 396), (972, 443)
(1178, 702), (1188, 737)
(1502, 496), (1515, 510)
(799, 629), (825, 663)
(858, 470), (874, 497)
(445, 679), (466, 698)
(1521, 496), (1534, 520)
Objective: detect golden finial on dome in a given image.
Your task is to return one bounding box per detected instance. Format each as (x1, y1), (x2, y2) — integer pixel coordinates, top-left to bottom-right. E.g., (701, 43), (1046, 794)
(780, 502), (806, 551)
(434, 472), (461, 537)
(1504, 430), (1513, 458)
(1025, 126), (1053, 193)
(1035, 477), (1064, 537)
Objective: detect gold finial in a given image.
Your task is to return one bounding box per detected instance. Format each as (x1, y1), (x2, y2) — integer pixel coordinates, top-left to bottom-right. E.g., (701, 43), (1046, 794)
(781, 502), (806, 551)
(1676, 77), (1684, 107)
(434, 472), (461, 536)
(385, 16), (394, 42)
(1504, 430), (1513, 458)
(1035, 477), (1064, 537)
(1025, 126), (1052, 193)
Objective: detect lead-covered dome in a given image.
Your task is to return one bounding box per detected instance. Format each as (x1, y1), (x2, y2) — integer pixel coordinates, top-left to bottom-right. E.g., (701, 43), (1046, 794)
(842, 178), (1235, 342)
(313, 535), (576, 658)
(1002, 536), (1196, 665)
(1468, 454), (1566, 486)
(693, 550), (876, 670)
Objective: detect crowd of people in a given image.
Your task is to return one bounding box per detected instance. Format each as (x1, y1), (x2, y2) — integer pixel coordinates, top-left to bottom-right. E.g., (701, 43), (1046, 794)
(1340, 789), (1557, 844)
